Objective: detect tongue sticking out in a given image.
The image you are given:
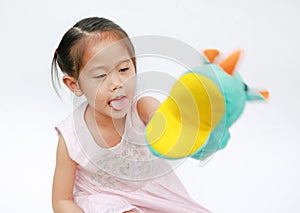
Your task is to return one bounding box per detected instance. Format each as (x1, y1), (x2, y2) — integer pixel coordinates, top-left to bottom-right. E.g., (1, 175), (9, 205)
(109, 97), (129, 111)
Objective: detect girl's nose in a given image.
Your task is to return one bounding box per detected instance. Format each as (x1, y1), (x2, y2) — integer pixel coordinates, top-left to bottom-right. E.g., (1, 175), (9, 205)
(109, 72), (123, 91)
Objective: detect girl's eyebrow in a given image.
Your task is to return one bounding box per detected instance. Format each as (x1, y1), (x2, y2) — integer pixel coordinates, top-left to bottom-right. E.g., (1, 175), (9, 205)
(115, 59), (130, 67)
(88, 59), (131, 73)
(87, 65), (107, 73)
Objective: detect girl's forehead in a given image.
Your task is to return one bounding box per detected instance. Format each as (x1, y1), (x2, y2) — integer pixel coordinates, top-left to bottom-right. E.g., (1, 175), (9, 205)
(82, 38), (133, 72)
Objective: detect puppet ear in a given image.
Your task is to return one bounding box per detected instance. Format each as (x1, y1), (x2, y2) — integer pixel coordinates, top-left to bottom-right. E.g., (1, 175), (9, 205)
(203, 49), (220, 63)
(219, 50), (241, 75)
(259, 91), (270, 99)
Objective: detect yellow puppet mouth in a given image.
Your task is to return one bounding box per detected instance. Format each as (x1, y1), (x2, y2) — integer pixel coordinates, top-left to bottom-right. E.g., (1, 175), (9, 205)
(146, 72), (225, 159)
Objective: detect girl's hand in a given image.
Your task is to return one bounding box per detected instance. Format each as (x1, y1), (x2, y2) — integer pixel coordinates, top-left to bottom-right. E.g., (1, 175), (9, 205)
(137, 96), (160, 125)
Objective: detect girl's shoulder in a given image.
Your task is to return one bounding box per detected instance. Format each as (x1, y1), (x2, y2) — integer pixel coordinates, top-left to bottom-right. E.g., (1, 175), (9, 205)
(56, 101), (87, 129)
(55, 101), (88, 163)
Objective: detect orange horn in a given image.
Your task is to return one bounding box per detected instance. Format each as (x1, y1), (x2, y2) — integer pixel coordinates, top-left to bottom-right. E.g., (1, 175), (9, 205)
(203, 49), (220, 63)
(219, 50), (242, 75)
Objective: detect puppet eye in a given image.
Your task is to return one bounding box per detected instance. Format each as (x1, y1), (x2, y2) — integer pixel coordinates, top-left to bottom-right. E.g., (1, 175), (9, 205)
(243, 83), (249, 91)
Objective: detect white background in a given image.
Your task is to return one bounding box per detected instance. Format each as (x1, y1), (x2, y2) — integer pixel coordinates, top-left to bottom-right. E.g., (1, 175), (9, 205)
(0, 0), (299, 212)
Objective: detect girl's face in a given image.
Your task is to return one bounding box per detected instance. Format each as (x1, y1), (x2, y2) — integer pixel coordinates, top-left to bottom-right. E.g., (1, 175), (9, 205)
(77, 37), (136, 120)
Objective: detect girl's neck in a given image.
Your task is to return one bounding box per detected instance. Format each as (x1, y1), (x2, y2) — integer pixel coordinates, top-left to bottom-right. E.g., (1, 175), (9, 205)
(84, 104), (126, 148)
(86, 104), (126, 130)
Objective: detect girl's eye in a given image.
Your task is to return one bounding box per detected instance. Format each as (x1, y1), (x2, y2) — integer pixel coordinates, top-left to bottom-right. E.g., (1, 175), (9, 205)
(119, 67), (129, 72)
(94, 73), (107, 79)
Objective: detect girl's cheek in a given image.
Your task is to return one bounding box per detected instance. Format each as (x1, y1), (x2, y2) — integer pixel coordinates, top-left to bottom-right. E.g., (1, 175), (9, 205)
(125, 77), (136, 89)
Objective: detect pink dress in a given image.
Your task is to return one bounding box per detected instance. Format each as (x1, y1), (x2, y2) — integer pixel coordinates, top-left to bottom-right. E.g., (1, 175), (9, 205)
(56, 100), (210, 213)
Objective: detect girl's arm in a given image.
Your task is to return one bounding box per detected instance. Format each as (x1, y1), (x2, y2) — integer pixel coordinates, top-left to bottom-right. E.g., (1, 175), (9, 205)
(52, 133), (84, 213)
(137, 96), (160, 125)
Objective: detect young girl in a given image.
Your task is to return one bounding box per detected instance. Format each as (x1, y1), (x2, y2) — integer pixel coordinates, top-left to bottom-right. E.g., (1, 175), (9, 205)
(51, 17), (210, 213)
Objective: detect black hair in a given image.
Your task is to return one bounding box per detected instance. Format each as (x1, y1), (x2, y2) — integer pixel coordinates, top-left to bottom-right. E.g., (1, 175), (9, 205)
(51, 17), (135, 96)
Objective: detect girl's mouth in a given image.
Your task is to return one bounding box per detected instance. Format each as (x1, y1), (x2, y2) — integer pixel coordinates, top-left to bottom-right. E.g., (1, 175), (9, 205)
(108, 96), (129, 111)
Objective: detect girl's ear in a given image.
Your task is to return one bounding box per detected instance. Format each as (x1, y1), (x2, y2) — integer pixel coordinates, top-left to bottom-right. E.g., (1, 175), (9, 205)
(62, 75), (84, 97)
